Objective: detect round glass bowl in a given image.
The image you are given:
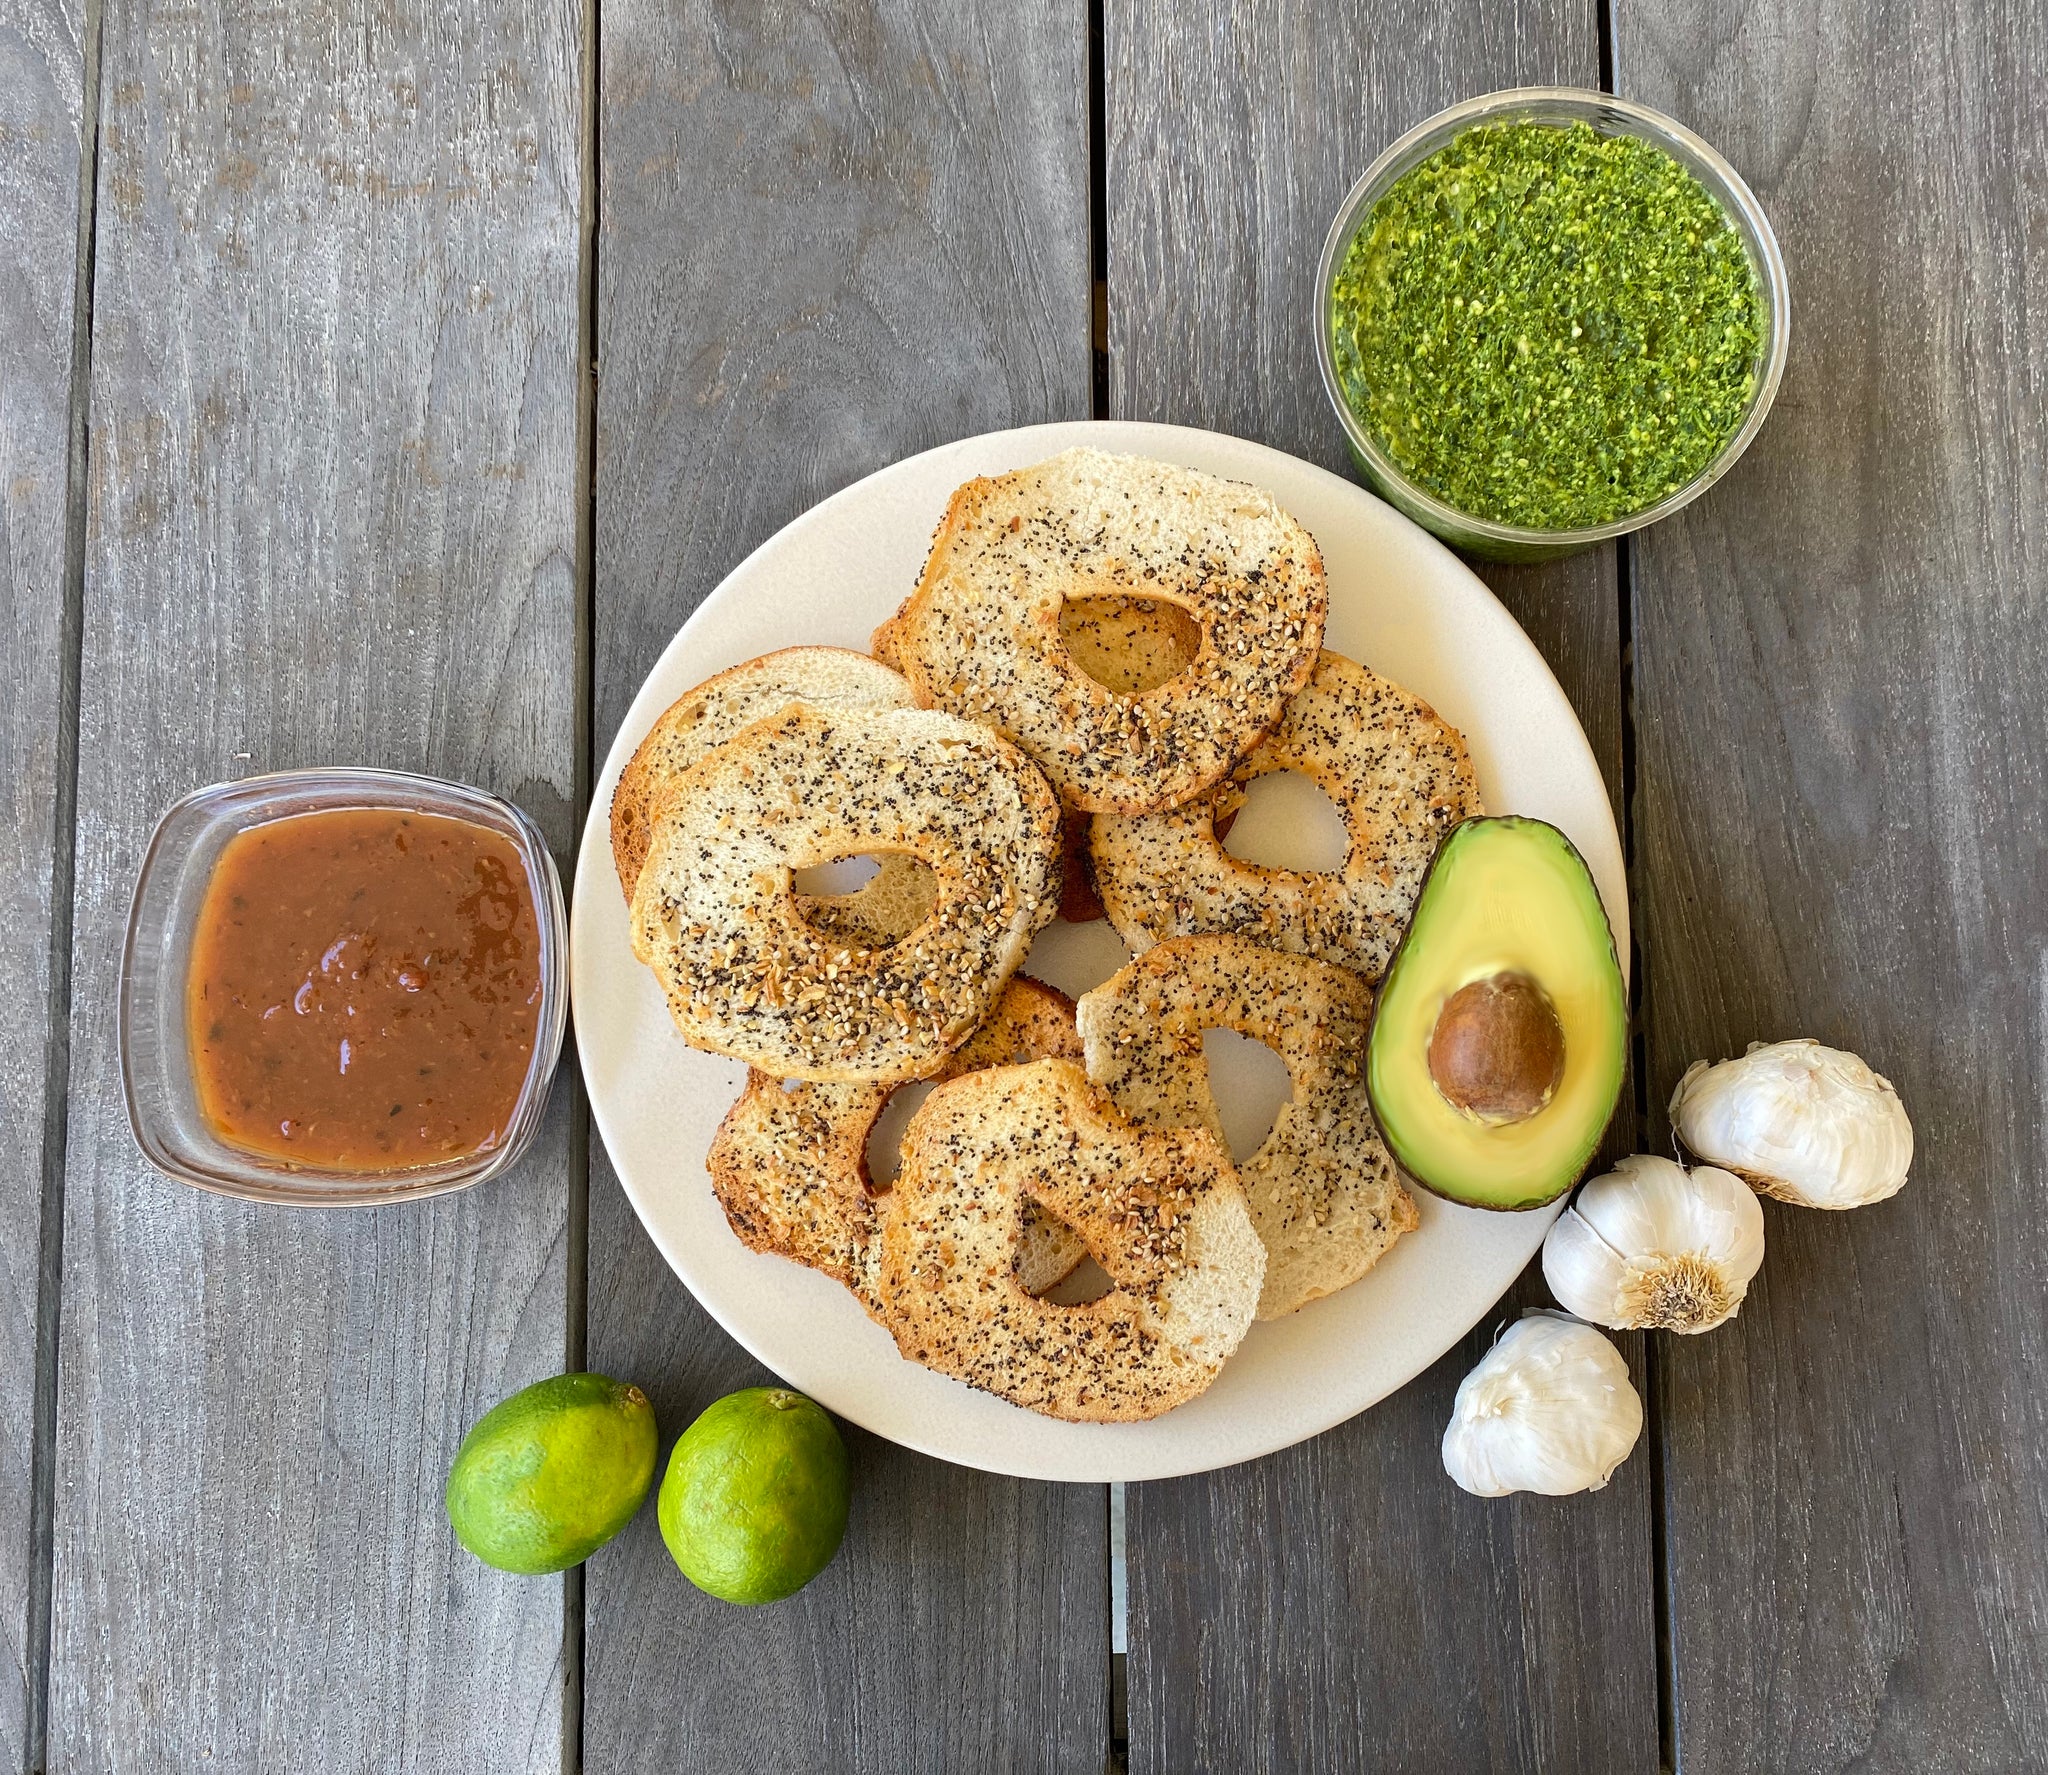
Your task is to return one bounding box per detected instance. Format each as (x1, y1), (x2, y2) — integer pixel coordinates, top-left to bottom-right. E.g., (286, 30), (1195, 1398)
(120, 768), (568, 1206)
(1315, 86), (1790, 562)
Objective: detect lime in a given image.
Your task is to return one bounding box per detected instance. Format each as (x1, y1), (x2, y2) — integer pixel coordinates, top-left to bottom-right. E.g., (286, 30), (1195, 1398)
(446, 1373), (658, 1574)
(658, 1387), (850, 1604)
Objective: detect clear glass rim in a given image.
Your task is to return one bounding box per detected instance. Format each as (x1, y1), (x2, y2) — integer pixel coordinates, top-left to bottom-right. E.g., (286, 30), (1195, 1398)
(118, 766), (570, 1208)
(1313, 85), (1792, 549)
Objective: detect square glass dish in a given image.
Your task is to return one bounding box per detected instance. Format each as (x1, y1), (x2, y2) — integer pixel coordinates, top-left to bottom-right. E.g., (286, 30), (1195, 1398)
(120, 767), (568, 1206)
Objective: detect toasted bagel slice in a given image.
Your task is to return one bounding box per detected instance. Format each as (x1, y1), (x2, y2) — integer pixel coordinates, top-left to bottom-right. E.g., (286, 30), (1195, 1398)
(1077, 935), (1417, 1319)
(705, 978), (1089, 1317)
(1090, 651), (1481, 980)
(611, 647), (930, 942)
(872, 449), (1327, 816)
(629, 702), (1061, 1081)
(877, 1058), (1264, 1422)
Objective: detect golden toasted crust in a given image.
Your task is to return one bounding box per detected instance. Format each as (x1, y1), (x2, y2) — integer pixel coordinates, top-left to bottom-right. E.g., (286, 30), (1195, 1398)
(873, 449), (1327, 816)
(870, 624), (904, 673)
(1089, 651), (1481, 980)
(705, 979), (1090, 1316)
(708, 1072), (878, 1296)
(1077, 934), (1417, 1319)
(610, 648), (927, 942)
(629, 702), (1062, 1081)
(877, 1059), (1264, 1422)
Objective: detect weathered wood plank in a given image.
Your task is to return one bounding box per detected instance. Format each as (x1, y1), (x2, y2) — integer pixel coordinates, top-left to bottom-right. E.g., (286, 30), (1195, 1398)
(1621, 3), (2048, 1768)
(588, 4), (1104, 1769)
(0, 0), (84, 1759)
(1107, 6), (1659, 1768)
(46, 0), (584, 1762)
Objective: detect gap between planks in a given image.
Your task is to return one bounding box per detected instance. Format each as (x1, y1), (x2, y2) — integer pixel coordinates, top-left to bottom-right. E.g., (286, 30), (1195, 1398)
(1596, 2), (1676, 1763)
(25, 0), (106, 1764)
(562, 0), (603, 1762)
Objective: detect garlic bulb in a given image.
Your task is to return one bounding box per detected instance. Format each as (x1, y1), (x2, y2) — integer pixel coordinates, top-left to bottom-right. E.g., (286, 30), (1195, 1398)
(1670, 1038), (1913, 1209)
(1543, 1155), (1764, 1334)
(1441, 1311), (1643, 1497)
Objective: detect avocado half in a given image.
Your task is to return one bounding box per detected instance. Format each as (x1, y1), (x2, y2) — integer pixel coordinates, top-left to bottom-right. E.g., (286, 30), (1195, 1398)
(1365, 816), (1626, 1211)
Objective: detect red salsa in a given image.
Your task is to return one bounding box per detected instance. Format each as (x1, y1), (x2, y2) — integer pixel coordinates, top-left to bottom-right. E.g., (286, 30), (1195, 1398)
(185, 808), (543, 1170)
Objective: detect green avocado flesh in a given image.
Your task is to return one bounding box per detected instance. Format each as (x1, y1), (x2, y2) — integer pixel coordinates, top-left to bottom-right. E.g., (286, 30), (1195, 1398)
(1367, 816), (1627, 1210)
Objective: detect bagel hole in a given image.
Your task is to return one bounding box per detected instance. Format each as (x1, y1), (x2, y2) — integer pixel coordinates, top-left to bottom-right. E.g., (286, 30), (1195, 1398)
(1221, 770), (1350, 873)
(792, 853), (883, 896)
(1059, 596), (1202, 695)
(792, 852), (937, 950)
(1202, 1026), (1295, 1164)
(1042, 1253), (1115, 1305)
(864, 1079), (939, 1189)
(1022, 921), (1131, 999)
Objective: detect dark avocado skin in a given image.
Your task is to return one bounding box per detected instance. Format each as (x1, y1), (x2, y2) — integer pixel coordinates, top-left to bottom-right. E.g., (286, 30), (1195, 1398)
(1363, 816), (1626, 1212)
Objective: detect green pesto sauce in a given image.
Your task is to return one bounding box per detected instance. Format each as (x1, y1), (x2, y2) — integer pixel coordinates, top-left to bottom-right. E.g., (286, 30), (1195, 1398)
(1330, 120), (1763, 531)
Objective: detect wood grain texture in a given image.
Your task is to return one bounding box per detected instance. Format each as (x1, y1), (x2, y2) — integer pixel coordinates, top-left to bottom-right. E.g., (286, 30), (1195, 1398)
(0, 0), (83, 1759)
(46, 0), (583, 1762)
(1621, 0), (2048, 1767)
(1106, 4), (1657, 1769)
(588, 3), (1104, 1769)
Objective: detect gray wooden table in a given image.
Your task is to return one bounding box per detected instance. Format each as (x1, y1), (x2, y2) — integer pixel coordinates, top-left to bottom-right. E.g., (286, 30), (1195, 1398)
(2, 0), (2042, 1767)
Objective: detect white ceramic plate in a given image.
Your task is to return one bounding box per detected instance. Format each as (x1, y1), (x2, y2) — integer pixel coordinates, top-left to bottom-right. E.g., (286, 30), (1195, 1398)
(571, 420), (1625, 1483)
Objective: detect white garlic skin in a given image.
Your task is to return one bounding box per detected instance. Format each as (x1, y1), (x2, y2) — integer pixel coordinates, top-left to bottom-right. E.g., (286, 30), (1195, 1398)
(1670, 1038), (1913, 1210)
(1441, 1311), (1643, 1498)
(1542, 1155), (1765, 1334)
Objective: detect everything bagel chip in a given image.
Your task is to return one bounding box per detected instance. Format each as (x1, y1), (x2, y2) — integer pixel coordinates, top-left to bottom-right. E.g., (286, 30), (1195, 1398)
(878, 1059), (1264, 1422)
(629, 702), (1061, 1082)
(706, 978), (1092, 1315)
(873, 449), (1326, 816)
(1078, 934), (1417, 1319)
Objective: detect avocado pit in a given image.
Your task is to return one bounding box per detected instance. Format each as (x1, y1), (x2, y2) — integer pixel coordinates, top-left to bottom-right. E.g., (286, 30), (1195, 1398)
(1427, 971), (1566, 1124)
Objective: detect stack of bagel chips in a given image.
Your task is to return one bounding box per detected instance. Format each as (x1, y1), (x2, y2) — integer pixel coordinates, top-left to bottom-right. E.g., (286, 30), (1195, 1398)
(617, 448), (1483, 1423)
